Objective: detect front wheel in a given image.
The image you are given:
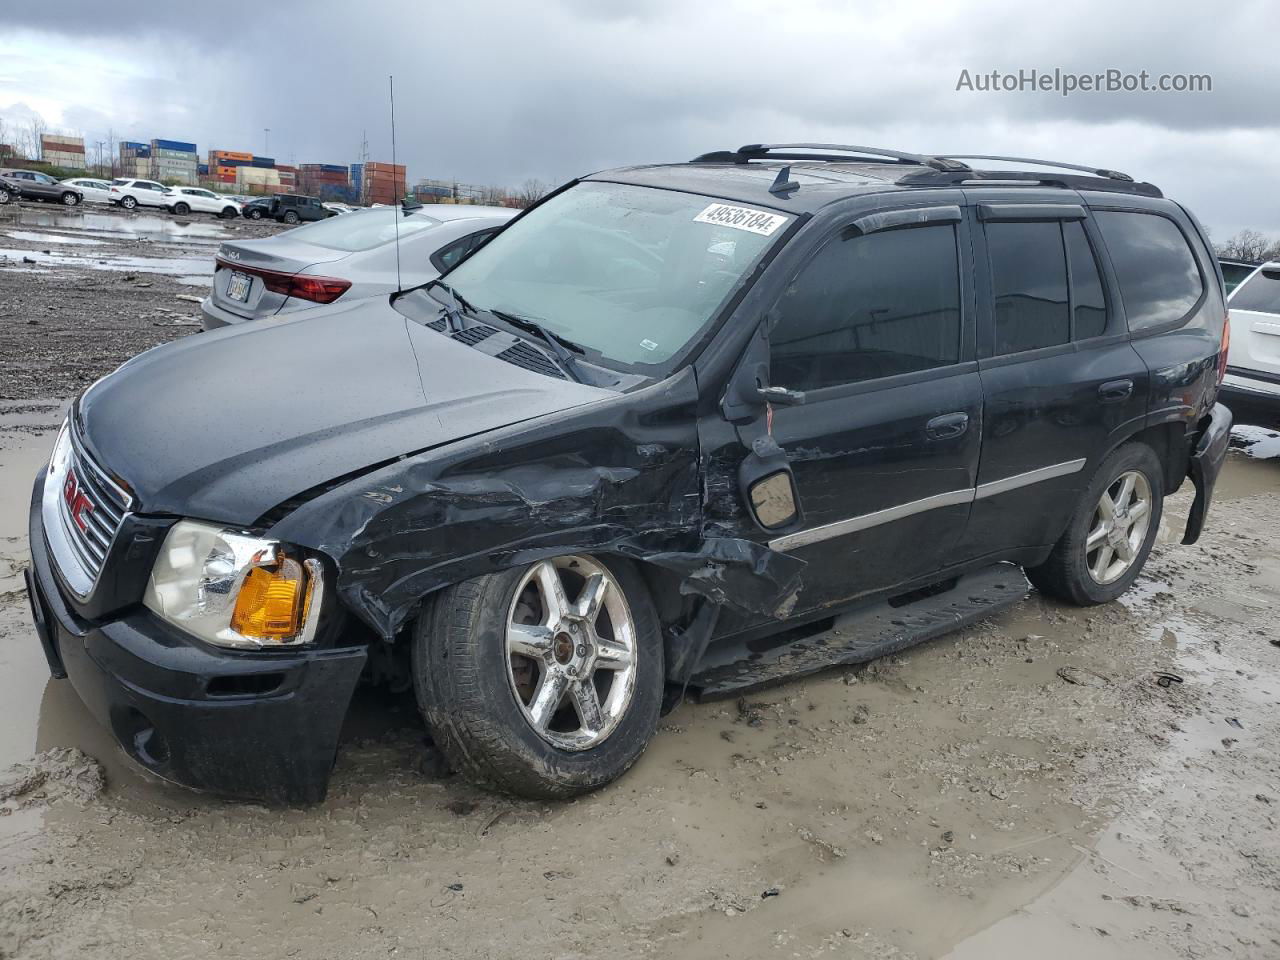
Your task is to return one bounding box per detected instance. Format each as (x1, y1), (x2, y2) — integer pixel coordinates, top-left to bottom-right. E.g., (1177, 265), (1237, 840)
(1027, 442), (1164, 606)
(0, 188), (11, 205)
(413, 555), (663, 799)
(61, 191), (80, 206)
(247, 208), (263, 220)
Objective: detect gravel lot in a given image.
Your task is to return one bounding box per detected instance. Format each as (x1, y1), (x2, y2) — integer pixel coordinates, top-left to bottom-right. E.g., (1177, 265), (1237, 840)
(0, 200), (1277, 960)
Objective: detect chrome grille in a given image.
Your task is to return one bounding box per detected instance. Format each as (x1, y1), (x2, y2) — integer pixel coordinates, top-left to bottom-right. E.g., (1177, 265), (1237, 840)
(43, 422), (132, 598)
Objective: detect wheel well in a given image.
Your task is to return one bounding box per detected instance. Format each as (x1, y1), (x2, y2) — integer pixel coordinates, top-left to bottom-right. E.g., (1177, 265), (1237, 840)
(1115, 421), (1188, 495)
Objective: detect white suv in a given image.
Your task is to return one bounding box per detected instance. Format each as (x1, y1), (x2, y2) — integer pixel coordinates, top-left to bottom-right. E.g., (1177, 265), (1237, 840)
(1223, 262), (1280, 419)
(110, 178), (170, 210)
(166, 187), (241, 219)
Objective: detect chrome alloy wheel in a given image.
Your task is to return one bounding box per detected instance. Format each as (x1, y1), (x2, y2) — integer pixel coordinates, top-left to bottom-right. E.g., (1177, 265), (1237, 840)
(505, 556), (638, 751)
(1085, 469), (1152, 585)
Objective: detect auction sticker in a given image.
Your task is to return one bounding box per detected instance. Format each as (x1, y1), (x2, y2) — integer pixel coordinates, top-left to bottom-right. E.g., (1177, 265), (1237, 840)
(693, 203), (788, 236)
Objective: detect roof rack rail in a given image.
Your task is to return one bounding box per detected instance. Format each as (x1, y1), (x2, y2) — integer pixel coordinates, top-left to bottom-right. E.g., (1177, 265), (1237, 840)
(896, 168), (1162, 198)
(934, 154), (1134, 181)
(691, 143), (972, 173)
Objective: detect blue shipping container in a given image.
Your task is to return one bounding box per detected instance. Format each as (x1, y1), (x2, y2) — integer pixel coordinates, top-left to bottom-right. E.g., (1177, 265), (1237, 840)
(153, 138), (197, 153)
(320, 163), (347, 173)
(252, 156), (275, 168)
(198, 164), (208, 175)
(121, 140), (147, 150)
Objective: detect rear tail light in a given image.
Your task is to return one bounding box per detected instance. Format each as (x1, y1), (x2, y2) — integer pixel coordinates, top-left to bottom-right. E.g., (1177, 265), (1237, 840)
(215, 257), (351, 304)
(1217, 314), (1230, 386)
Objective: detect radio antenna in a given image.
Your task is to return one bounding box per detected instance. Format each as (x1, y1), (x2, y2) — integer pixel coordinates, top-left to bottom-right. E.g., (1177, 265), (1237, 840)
(389, 74), (401, 292)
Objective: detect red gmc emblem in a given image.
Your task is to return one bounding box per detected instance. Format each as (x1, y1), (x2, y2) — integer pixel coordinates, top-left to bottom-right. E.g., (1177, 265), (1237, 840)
(62, 469), (95, 532)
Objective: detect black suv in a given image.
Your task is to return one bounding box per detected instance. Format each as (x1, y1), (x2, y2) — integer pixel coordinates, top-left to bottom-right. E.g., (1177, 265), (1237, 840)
(24, 144), (1231, 804)
(269, 193), (329, 224)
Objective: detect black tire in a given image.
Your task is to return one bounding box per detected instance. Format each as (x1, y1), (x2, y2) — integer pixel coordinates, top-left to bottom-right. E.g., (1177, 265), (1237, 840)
(1026, 442), (1164, 606)
(61, 191), (80, 206)
(413, 555), (664, 799)
(247, 208), (263, 220)
(121, 195), (137, 210)
(220, 206), (238, 218)
(0, 188), (10, 205)
(283, 210), (299, 224)
(172, 201), (190, 215)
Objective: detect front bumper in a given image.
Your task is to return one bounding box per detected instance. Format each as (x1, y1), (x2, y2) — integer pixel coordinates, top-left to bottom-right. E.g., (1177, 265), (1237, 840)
(26, 474), (367, 804)
(1181, 402), (1233, 545)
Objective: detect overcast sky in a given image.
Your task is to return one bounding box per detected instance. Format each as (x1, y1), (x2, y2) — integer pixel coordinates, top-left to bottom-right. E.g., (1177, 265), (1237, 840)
(3, 0), (1278, 238)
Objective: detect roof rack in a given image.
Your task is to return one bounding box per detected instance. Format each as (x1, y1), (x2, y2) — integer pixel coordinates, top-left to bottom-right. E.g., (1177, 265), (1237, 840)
(896, 168), (1162, 198)
(934, 154), (1134, 181)
(691, 143), (972, 173)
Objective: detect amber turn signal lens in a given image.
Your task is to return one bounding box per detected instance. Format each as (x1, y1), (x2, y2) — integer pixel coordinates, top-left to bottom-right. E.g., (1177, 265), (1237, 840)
(231, 556), (307, 640)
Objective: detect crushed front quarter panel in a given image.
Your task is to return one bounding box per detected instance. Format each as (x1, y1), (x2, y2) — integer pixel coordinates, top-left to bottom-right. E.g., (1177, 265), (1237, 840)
(269, 368), (806, 650)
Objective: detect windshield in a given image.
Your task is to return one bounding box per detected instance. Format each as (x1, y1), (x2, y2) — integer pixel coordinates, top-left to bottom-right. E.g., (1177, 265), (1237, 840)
(283, 207), (442, 252)
(444, 181), (792, 370)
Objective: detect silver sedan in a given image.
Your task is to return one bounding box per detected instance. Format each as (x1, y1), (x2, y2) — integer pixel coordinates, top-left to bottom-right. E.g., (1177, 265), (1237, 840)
(201, 204), (516, 330)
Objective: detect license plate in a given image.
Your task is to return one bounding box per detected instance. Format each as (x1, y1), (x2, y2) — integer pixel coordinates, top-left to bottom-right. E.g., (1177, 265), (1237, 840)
(227, 271), (252, 302)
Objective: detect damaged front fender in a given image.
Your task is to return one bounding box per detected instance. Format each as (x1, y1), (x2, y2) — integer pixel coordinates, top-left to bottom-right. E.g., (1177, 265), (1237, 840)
(269, 368), (805, 646)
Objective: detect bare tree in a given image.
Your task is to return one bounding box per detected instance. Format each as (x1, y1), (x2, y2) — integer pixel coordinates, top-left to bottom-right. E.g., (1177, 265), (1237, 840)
(515, 178), (549, 207)
(1216, 229), (1273, 263)
(105, 127), (118, 177)
(26, 115), (47, 161)
(479, 184), (507, 206)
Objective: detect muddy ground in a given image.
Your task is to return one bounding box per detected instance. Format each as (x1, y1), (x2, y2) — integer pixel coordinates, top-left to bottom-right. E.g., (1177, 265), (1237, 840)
(0, 202), (1278, 960)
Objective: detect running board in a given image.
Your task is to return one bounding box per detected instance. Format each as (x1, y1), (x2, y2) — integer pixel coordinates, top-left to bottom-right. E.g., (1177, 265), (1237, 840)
(689, 563), (1028, 699)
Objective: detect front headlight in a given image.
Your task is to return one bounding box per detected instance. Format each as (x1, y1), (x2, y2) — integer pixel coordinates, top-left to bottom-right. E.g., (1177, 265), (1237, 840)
(143, 520), (325, 649)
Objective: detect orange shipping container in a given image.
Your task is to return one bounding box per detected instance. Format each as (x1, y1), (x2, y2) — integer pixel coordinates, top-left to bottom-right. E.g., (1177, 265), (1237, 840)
(211, 150), (252, 162)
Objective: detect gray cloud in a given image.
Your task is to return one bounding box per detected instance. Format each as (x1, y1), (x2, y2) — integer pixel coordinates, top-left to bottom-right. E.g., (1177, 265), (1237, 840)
(5, 0), (1280, 236)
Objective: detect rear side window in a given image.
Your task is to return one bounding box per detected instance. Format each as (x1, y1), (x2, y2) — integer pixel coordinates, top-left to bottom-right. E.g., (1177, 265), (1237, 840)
(987, 221), (1070, 355)
(770, 224), (962, 391)
(1230, 269), (1280, 315)
(1064, 220), (1107, 339)
(1095, 211), (1203, 331)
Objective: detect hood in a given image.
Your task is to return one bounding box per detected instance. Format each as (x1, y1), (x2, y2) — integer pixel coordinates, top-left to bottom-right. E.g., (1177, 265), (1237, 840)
(78, 300), (612, 526)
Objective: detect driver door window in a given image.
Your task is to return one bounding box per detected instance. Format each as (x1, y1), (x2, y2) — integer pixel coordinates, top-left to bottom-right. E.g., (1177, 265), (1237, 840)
(770, 224), (962, 390)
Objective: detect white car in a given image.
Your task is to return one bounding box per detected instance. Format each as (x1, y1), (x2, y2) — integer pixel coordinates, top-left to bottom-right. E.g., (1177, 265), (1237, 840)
(1222, 262), (1280, 419)
(165, 186), (242, 219)
(110, 178), (171, 210)
(322, 202), (357, 216)
(60, 177), (114, 204)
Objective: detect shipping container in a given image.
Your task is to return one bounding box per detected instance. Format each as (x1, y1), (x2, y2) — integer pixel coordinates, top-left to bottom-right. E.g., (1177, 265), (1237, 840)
(210, 149), (252, 162)
(251, 156), (275, 168)
(152, 139), (197, 154)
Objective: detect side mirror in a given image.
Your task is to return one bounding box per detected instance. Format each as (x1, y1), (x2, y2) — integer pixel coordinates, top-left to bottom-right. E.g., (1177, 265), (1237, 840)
(739, 436), (802, 531)
(721, 321), (807, 422)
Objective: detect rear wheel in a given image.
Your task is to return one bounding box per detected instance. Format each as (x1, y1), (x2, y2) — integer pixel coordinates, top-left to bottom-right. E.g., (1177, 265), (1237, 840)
(1027, 443), (1164, 605)
(61, 191), (80, 206)
(120, 195), (137, 210)
(413, 555), (663, 799)
(283, 210), (299, 224)
(172, 201), (190, 215)
(220, 206), (238, 218)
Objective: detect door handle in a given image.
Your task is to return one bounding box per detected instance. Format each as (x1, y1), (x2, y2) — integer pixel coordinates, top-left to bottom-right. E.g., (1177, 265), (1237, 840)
(926, 412), (969, 440)
(1098, 379), (1134, 403)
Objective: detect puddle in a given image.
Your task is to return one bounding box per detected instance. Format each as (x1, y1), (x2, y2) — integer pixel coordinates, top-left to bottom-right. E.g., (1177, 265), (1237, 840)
(0, 207), (231, 242)
(1231, 423), (1280, 460)
(5, 230), (104, 247)
(0, 247), (212, 277)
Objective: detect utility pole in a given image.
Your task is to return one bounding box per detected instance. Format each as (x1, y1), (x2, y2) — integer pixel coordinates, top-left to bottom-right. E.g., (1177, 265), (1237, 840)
(94, 140), (106, 174)
(263, 128), (270, 156)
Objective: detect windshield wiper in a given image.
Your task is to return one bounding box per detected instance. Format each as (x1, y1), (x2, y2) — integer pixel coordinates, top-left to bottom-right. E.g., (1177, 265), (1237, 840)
(430, 280), (474, 333)
(488, 309), (585, 383)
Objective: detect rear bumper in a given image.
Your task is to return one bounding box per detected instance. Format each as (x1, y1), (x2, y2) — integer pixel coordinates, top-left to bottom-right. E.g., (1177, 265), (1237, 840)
(199, 295), (247, 331)
(1181, 402), (1233, 545)
(26, 478), (367, 804)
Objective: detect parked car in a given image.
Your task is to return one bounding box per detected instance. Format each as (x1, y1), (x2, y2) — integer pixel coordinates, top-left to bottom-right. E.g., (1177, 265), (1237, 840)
(0, 169), (82, 205)
(1221, 262), (1280, 422)
(200, 204), (514, 330)
(1219, 258), (1257, 295)
(24, 144), (1231, 805)
(269, 194), (330, 224)
(241, 196), (274, 220)
(323, 202), (357, 216)
(60, 177), (114, 204)
(165, 186), (241, 219)
(110, 179), (171, 210)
